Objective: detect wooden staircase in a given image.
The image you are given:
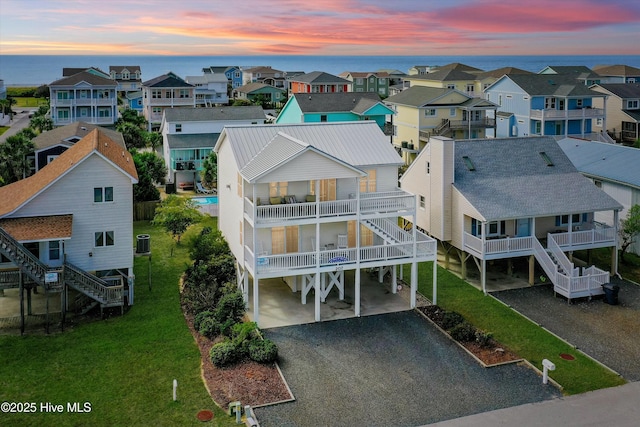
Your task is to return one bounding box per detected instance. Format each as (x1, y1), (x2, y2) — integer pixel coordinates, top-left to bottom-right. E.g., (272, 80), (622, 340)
(0, 226), (123, 310)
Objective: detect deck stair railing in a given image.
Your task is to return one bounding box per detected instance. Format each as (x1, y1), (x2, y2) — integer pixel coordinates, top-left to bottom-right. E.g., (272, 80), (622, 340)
(532, 233), (609, 301)
(63, 262), (123, 307)
(0, 227), (63, 292)
(434, 119), (451, 136)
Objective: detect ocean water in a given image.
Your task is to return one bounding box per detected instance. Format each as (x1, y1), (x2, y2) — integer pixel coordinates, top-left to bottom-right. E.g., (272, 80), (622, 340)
(1, 54), (639, 86)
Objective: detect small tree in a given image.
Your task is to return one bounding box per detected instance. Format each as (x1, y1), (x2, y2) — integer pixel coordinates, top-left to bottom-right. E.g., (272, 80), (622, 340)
(0, 130), (35, 185)
(620, 204), (640, 262)
(152, 194), (202, 244)
(131, 150), (167, 202)
(200, 151), (217, 189)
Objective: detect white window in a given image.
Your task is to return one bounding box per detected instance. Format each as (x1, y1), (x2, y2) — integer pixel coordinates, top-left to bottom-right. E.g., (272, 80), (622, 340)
(627, 100), (639, 109)
(466, 84), (474, 93)
(57, 110), (69, 119)
(596, 118), (603, 127)
(419, 195), (425, 209)
(356, 78), (363, 84)
(152, 107), (162, 114)
(450, 108), (456, 117)
(175, 124), (182, 132)
(98, 109), (111, 117)
(447, 84), (455, 89)
(425, 161), (430, 174)
(94, 187), (114, 203)
(179, 89), (190, 98)
(424, 109), (436, 117)
(95, 231), (115, 247)
(576, 99), (583, 108)
(152, 90), (161, 99)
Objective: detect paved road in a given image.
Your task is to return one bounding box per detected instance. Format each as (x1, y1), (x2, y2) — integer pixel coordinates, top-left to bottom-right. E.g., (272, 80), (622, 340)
(0, 109), (35, 143)
(255, 311), (561, 427)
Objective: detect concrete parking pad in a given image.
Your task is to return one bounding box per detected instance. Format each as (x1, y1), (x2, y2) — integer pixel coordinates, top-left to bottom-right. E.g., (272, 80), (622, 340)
(255, 311), (561, 427)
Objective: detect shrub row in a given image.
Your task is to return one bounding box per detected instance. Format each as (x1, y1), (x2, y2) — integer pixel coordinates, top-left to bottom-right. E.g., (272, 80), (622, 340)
(436, 307), (494, 348)
(208, 321), (278, 367)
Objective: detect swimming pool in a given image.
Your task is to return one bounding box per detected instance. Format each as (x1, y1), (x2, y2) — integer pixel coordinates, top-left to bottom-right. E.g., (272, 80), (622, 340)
(192, 196), (219, 205)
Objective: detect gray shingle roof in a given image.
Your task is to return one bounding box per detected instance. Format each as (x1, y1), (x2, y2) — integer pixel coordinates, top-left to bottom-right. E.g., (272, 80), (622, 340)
(593, 64), (640, 77)
(163, 106), (265, 122)
(291, 71), (351, 84)
(505, 74), (605, 97)
(167, 133), (220, 149)
(293, 92), (383, 113)
(216, 122), (401, 171)
(453, 137), (622, 220)
(384, 86), (461, 107)
(142, 72), (192, 88)
(593, 83), (640, 99)
(32, 122), (124, 150)
(558, 138), (640, 189)
(50, 70), (116, 86)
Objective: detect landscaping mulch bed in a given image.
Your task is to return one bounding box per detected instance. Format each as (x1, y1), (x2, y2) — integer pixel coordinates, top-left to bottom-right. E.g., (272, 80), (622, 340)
(418, 305), (521, 366)
(185, 314), (293, 408)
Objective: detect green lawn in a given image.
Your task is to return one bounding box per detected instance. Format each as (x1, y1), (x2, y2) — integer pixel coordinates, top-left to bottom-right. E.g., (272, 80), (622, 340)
(0, 218), (236, 426)
(415, 262), (626, 395)
(11, 97), (48, 108)
(0, 126), (9, 136)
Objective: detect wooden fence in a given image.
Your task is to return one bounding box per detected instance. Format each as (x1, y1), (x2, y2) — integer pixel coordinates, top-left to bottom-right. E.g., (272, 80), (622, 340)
(133, 201), (160, 221)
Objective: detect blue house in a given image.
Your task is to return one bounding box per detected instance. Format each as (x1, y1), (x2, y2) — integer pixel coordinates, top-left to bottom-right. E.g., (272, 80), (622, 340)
(485, 74), (608, 140)
(125, 91), (143, 114)
(202, 66), (243, 89)
(276, 92), (394, 131)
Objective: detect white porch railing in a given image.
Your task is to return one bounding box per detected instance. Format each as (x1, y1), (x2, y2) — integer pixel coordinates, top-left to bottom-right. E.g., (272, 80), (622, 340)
(246, 189), (415, 224)
(550, 227), (616, 248)
(463, 233), (534, 257)
(530, 108), (604, 119)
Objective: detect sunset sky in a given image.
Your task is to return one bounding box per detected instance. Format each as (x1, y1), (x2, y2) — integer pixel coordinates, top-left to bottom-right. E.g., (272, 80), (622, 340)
(1, 0), (639, 56)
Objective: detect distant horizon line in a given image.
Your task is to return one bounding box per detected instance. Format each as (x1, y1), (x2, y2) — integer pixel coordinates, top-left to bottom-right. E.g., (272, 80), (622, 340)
(2, 53), (639, 57)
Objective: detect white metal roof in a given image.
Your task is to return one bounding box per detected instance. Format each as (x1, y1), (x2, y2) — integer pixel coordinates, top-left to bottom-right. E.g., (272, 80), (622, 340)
(215, 121), (402, 171)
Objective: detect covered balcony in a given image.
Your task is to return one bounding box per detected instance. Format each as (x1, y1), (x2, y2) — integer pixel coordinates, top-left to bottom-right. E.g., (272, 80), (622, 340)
(462, 217), (616, 260)
(244, 189), (416, 225)
(530, 107), (604, 120)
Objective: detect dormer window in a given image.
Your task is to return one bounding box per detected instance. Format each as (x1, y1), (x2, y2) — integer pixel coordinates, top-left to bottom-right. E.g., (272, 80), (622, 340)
(627, 100), (639, 109)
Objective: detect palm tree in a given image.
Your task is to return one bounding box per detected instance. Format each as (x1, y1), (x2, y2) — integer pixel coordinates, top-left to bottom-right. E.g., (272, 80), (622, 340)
(30, 114), (54, 133)
(0, 130), (35, 184)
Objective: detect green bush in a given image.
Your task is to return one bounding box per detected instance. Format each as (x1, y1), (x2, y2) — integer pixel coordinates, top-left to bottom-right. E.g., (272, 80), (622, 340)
(475, 330), (494, 348)
(189, 227), (230, 263)
(194, 310), (215, 331)
(441, 311), (465, 331)
(198, 317), (221, 338)
(209, 341), (239, 367)
(248, 339), (278, 364)
(230, 321), (258, 353)
(214, 291), (246, 327)
(449, 322), (477, 342)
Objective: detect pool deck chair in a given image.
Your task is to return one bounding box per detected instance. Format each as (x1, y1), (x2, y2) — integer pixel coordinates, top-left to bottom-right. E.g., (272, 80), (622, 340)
(196, 182), (216, 194)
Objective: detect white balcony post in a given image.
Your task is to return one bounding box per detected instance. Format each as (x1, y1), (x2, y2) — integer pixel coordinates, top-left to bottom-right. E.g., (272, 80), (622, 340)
(433, 258), (438, 305)
(410, 261), (417, 308)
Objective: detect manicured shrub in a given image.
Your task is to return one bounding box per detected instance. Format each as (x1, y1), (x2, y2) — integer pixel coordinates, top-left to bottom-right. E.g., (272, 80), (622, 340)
(248, 339), (278, 364)
(230, 321), (258, 353)
(194, 310), (215, 331)
(198, 317), (221, 338)
(441, 311), (465, 331)
(209, 341), (239, 367)
(215, 291), (246, 326)
(449, 322), (477, 342)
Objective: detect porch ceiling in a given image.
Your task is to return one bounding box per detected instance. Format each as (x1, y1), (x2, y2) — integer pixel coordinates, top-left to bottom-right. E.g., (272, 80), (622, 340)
(0, 215), (73, 241)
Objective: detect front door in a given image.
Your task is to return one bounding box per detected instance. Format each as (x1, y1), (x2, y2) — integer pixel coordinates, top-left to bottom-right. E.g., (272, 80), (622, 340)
(516, 219), (530, 237)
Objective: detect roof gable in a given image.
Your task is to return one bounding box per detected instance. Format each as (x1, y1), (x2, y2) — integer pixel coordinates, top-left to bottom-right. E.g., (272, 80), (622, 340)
(0, 129), (137, 218)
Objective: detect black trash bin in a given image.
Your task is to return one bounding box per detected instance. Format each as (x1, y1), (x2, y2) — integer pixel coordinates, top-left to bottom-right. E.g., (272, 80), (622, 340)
(602, 283), (620, 305)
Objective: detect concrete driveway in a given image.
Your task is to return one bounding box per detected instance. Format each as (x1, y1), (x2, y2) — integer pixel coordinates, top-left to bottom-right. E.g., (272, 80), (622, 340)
(255, 311), (561, 427)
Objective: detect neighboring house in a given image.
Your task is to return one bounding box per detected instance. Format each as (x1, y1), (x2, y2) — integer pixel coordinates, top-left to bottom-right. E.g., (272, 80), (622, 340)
(186, 74), (229, 106)
(288, 71), (352, 94)
(202, 66), (243, 89)
(590, 83), (640, 143)
(538, 65), (601, 86)
(233, 82), (286, 106)
(475, 66), (533, 95)
(400, 135), (621, 300)
(405, 64), (484, 98)
(29, 121), (125, 173)
(49, 70), (118, 127)
(125, 91), (144, 115)
(141, 72), (195, 131)
(0, 128), (139, 321)
(376, 68), (406, 86)
(384, 86), (498, 164)
(275, 92), (394, 133)
(160, 106), (266, 187)
(241, 66), (287, 89)
(408, 65), (440, 75)
(339, 71), (390, 97)
(109, 66), (142, 94)
(484, 74), (609, 141)
(214, 122), (437, 325)
(558, 137), (640, 256)
(593, 64), (640, 84)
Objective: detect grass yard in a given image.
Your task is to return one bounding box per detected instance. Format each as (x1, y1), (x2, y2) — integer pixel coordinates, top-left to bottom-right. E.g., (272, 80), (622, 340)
(415, 262), (626, 396)
(0, 126), (9, 136)
(10, 97), (48, 108)
(0, 218), (236, 426)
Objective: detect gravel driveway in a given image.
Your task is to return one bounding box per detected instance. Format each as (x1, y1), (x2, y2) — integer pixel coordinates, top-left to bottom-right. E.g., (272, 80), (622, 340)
(255, 311), (560, 427)
(493, 278), (640, 381)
